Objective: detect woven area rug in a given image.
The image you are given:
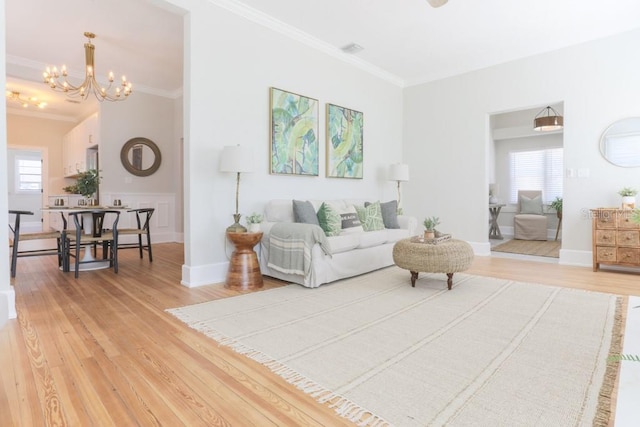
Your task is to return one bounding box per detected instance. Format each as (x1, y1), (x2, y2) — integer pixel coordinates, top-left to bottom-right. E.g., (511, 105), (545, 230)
(167, 267), (622, 427)
(492, 239), (561, 258)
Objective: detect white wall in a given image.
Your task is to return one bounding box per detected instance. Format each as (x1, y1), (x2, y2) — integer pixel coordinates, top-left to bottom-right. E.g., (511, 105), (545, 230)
(100, 92), (178, 195)
(403, 28), (640, 264)
(1, 2), (15, 325)
(173, 0), (404, 286)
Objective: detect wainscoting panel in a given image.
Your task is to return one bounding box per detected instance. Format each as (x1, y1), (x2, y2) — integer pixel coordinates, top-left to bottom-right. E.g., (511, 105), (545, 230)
(102, 192), (177, 244)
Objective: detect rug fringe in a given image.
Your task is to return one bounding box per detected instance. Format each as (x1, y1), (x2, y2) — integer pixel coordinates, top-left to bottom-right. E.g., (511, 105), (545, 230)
(167, 315), (392, 426)
(593, 296), (624, 427)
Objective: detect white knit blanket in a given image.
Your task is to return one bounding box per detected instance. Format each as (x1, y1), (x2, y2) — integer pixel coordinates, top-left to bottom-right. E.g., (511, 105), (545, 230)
(266, 222), (331, 276)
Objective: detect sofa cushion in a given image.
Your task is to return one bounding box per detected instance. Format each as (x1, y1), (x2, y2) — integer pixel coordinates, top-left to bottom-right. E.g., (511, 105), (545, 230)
(366, 200), (400, 229)
(519, 195), (543, 214)
(326, 234), (360, 254)
(293, 200), (320, 225)
(357, 229), (388, 249)
(380, 200), (400, 229)
(384, 228), (411, 244)
(338, 205), (364, 234)
(317, 202), (342, 236)
(265, 199), (294, 222)
(356, 203), (385, 231)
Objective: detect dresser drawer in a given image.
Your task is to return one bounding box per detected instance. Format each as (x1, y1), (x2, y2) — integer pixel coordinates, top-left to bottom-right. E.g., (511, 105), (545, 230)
(617, 230), (640, 247)
(617, 248), (640, 264)
(618, 212), (640, 229)
(594, 210), (617, 229)
(596, 247), (617, 262)
(595, 230), (616, 246)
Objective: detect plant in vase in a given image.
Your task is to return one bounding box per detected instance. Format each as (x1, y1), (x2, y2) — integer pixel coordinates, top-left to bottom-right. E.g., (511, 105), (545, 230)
(618, 187), (637, 210)
(246, 212), (263, 233)
(76, 169), (100, 204)
(549, 196), (563, 220)
(423, 216), (440, 240)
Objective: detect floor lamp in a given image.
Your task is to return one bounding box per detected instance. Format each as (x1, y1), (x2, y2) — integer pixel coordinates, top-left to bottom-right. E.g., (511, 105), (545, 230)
(388, 163), (409, 214)
(220, 145), (253, 233)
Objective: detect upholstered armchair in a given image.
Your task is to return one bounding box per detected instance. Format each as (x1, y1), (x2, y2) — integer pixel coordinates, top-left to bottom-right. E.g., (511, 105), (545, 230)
(514, 190), (548, 240)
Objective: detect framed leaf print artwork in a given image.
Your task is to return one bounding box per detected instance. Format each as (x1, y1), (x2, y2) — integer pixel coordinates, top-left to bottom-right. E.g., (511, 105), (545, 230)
(270, 87), (319, 176)
(326, 103), (363, 179)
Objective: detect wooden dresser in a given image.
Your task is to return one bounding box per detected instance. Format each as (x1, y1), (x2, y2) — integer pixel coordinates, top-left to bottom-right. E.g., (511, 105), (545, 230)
(591, 208), (640, 271)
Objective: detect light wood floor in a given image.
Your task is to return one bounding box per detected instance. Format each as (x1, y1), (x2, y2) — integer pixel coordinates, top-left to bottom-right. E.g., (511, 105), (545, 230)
(2, 244), (638, 426)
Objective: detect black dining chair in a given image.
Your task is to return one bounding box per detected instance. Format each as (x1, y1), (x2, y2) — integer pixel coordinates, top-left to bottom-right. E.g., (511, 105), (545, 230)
(8, 210), (64, 277)
(118, 208), (154, 262)
(64, 210), (121, 278)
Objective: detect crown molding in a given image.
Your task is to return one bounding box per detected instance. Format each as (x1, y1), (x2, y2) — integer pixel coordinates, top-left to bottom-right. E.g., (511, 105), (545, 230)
(6, 107), (79, 123)
(207, 0), (405, 87)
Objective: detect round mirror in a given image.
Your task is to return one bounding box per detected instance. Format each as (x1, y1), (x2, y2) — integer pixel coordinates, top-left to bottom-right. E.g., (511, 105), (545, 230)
(600, 117), (640, 167)
(120, 137), (162, 176)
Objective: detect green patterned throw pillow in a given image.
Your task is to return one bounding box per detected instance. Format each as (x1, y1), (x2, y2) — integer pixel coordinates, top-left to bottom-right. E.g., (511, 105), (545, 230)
(317, 202), (341, 236)
(356, 202), (385, 231)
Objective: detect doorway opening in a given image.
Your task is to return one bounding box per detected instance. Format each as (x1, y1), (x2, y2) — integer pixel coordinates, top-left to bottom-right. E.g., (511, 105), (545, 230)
(7, 147), (49, 232)
(488, 103), (564, 261)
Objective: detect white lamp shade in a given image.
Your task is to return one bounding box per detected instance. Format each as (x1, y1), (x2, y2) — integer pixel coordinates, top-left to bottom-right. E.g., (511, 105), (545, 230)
(219, 145), (253, 173)
(388, 163), (409, 182)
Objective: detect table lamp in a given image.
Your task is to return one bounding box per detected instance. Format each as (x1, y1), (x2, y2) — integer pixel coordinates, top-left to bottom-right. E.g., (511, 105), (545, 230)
(220, 145), (253, 232)
(388, 163), (409, 214)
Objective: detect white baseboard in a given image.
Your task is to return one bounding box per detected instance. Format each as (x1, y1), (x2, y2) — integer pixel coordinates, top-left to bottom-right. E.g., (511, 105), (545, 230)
(470, 241), (491, 256)
(0, 288), (17, 326)
(181, 262), (228, 287)
(558, 249), (591, 267)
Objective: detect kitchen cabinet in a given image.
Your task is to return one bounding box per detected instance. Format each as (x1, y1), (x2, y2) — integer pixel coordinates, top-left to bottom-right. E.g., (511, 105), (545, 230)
(62, 112), (100, 177)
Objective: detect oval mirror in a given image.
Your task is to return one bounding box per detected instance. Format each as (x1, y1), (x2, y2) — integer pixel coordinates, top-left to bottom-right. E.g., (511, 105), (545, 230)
(600, 117), (640, 167)
(120, 137), (162, 176)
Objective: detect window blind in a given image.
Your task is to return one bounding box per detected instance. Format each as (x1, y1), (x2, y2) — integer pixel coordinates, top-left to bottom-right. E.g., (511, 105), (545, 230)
(509, 148), (563, 204)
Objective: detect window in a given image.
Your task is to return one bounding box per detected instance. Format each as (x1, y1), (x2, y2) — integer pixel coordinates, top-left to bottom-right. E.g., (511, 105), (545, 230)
(509, 148), (563, 204)
(16, 157), (42, 192)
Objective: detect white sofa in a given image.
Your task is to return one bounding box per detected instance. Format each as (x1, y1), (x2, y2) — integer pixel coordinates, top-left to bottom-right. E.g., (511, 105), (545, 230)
(259, 199), (418, 288)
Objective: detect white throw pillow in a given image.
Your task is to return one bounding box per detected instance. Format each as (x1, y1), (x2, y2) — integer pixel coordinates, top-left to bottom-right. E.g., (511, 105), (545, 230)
(334, 204), (364, 235)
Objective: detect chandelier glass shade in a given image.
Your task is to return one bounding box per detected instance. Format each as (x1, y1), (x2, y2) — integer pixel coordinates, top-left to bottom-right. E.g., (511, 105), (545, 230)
(533, 106), (564, 132)
(43, 32), (132, 102)
(5, 91), (47, 109)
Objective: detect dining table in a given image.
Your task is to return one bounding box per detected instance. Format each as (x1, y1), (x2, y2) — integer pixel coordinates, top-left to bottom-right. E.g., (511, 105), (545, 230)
(42, 204), (130, 271)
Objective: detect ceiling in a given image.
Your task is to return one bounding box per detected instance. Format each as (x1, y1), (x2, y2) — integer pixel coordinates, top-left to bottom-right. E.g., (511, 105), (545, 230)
(6, 0), (640, 121)
(5, 0), (184, 121)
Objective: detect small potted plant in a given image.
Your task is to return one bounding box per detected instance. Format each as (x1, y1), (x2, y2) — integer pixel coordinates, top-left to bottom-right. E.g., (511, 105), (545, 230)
(246, 212), (263, 233)
(549, 196), (563, 220)
(423, 216), (440, 240)
(618, 187), (638, 210)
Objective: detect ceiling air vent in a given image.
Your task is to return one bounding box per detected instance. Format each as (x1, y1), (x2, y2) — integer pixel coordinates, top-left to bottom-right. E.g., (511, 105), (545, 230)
(341, 43), (364, 54)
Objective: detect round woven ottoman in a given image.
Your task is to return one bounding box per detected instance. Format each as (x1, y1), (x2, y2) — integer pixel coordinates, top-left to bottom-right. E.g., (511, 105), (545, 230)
(393, 238), (474, 290)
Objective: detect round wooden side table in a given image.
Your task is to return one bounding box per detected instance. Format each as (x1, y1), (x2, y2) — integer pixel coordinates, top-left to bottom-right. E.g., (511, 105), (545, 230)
(225, 231), (264, 290)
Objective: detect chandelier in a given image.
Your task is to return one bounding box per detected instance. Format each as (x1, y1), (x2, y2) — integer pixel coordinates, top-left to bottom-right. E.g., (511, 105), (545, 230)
(43, 32), (132, 102)
(5, 91), (47, 109)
